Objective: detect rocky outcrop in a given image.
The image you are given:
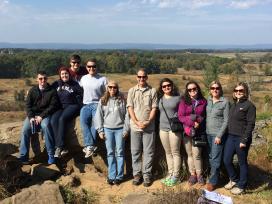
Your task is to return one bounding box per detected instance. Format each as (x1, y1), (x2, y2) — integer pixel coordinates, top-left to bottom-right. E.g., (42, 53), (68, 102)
(0, 181), (64, 204)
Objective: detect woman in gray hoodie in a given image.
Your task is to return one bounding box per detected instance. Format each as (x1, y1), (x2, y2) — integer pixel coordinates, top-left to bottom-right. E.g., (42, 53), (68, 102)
(95, 80), (129, 185)
(205, 80), (229, 191)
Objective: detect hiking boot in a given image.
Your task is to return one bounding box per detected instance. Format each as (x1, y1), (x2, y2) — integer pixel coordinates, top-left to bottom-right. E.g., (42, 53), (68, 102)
(114, 179), (123, 185)
(60, 149), (69, 157)
(231, 187), (244, 195)
(54, 148), (62, 158)
(143, 177), (152, 187)
(188, 175), (197, 185)
(132, 175), (142, 186)
(224, 180), (237, 190)
(206, 183), (215, 191)
(19, 157), (29, 165)
(197, 175), (205, 185)
(84, 146), (97, 158)
(107, 178), (114, 185)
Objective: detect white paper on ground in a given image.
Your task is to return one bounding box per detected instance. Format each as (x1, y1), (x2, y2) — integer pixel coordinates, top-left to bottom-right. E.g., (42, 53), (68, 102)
(202, 189), (233, 204)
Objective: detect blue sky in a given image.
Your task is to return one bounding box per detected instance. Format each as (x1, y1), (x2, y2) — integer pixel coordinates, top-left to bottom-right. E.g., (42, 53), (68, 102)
(0, 0), (272, 45)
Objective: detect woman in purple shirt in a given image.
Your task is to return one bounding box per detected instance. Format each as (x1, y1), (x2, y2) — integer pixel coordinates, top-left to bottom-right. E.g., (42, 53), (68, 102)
(178, 81), (207, 185)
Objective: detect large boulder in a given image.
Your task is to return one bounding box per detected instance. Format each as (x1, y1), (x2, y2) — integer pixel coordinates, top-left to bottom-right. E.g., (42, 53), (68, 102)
(0, 181), (64, 204)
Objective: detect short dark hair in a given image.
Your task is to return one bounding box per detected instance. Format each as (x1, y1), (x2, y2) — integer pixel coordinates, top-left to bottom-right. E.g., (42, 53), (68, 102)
(37, 70), (47, 76)
(70, 54), (81, 62)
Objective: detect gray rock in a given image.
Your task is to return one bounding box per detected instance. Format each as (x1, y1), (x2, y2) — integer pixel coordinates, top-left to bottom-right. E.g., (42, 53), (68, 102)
(31, 164), (61, 180)
(0, 181), (64, 204)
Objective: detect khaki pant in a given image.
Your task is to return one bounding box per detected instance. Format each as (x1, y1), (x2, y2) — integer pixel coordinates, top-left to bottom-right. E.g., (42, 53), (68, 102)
(183, 135), (202, 175)
(159, 130), (182, 177)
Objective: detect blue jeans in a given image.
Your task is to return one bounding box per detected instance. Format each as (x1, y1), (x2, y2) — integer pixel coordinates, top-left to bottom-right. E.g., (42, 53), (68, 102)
(104, 128), (125, 180)
(20, 117), (54, 160)
(223, 134), (251, 189)
(207, 134), (224, 185)
(51, 104), (80, 148)
(80, 103), (98, 147)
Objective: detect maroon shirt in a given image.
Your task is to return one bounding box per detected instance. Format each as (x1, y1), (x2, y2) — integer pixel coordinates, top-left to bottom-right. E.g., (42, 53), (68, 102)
(69, 66), (88, 82)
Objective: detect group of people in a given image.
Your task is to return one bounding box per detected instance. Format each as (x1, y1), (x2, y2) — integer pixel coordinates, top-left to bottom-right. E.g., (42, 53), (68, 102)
(19, 54), (256, 195)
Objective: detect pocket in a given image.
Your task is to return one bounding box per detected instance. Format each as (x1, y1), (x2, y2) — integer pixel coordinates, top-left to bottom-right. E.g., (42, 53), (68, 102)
(143, 94), (151, 106)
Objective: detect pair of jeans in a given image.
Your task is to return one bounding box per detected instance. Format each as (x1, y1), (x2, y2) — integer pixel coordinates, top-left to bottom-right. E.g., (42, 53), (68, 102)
(104, 128), (125, 180)
(20, 117), (54, 160)
(51, 104), (80, 148)
(207, 134), (224, 185)
(223, 134), (251, 189)
(130, 130), (155, 179)
(80, 103), (98, 147)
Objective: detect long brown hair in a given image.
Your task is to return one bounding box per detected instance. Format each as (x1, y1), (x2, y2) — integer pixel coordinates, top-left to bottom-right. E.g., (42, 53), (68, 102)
(100, 80), (125, 106)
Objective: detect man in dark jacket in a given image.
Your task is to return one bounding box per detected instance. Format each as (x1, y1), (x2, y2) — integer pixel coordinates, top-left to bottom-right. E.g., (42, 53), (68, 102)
(68, 54), (88, 82)
(19, 71), (59, 164)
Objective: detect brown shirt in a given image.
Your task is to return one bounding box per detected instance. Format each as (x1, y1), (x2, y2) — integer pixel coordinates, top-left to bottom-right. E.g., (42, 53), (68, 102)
(127, 84), (157, 131)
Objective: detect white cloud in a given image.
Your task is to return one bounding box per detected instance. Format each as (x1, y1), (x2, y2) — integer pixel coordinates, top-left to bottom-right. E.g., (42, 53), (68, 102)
(0, 0), (9, 12)
(230, 0), (258, 9)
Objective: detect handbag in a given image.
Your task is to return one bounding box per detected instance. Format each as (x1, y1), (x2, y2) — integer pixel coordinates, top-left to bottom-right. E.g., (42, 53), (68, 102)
(192, 131), (207, 147)
(161, 99), (183, 133)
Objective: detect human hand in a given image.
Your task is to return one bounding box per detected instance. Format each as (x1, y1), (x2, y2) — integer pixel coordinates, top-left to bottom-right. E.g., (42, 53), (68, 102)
(123, 132), (129, 139)
(214, 137), (221, 145)
(240, 143), (246, 148)
(194, 122), (199, 129)
(99, 132), (106, 140)
(35, 116), (43, 124)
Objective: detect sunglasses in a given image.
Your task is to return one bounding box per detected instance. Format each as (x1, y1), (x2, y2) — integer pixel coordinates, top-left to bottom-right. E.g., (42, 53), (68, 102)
(187, 87), (197, 92)
(210, 87), (220, 90)
(234, 89), (244, 93)
(137, 75), (147, 79)
(162, 84), (172, 89)
(71, 61), (80, 64)
(38, 77), (47, 81)
(108, 86), (117, 89)
(87, 65), (96, 68)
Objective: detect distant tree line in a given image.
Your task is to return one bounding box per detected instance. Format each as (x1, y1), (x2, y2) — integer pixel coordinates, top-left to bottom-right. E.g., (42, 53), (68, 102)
(1, 49), (269, 78)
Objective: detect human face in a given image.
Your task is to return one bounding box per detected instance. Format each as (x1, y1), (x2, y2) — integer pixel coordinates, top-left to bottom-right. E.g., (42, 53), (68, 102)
(108, 83), (118, 97)
(210, 84), (220, 98)
(86, 61), (97, 76)
(162, 82), (172, 96)
(137, 70), (148, 87)
(60, 70), (70, 82)
(234, 85), (245, 100)
(187, 83), (198, 99)
(70, 59), (80, 72)
(37, 74), (47, 88)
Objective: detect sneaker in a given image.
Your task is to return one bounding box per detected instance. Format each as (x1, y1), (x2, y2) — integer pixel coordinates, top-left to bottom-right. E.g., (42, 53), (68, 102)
(206, 183), (215, 191)
(224, 180), (237, 190)
(114, 179), (123, 185)
(143, 177), (152, 187)
(132, 174), (142, 186)
(54, 148), (62, 158)
(107, 178), (114, 185)
(165, 176), (179, 187)
(188, 175), (197, 185)
(161, 176), (171, 184)
(19, 157), (29, 165)
(231, 187), (244, 195)
(48, 156), (55, 164)
(60, 149), (69, 157)
(197, 175), (205, 185)
(84, 146), (97, 158)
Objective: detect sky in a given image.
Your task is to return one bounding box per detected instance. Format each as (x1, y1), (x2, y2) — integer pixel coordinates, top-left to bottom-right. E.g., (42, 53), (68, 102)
(0, 0), (272, 45)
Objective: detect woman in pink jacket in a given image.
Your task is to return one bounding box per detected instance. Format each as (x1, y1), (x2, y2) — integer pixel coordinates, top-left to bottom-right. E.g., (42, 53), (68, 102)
(178, 81), (207, 185)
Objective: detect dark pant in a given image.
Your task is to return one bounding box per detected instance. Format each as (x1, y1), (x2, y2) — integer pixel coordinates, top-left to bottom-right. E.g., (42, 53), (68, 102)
(50, 104), (80, 148)
(223, 134), (251, 189)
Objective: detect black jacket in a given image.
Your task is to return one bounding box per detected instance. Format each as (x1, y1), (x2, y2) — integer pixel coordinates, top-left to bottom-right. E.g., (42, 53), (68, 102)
(26, 84), (60, 119)
(228, 98), (256, 144)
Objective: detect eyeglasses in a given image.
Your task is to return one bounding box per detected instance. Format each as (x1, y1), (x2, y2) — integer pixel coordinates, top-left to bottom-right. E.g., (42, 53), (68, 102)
(162, 84), (172, 89)
(71, 61), (80, 64)
(234, 89), (244, 93)
(108, 86), (117, 89)
(38, 77), (47, 81)
(210, 87), (220, 90)
(87, 65), (96, 68)
(187, 87), (197, 92)
(137, 76), (147, 79)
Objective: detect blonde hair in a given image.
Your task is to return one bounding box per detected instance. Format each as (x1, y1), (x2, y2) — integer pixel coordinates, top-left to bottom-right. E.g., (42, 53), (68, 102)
(209, 80), (223, 97)
(100, 80), (124, 105)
